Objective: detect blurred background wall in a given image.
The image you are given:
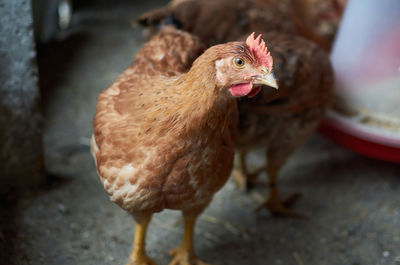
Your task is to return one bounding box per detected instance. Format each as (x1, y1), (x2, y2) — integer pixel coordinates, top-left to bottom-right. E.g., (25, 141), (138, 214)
(0, 0), (44, 194)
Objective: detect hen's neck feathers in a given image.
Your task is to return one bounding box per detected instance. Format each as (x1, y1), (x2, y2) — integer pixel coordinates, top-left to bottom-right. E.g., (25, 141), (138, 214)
(140, 44), (238, 136)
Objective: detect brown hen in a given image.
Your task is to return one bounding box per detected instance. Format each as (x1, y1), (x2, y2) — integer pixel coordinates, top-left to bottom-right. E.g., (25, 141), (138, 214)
(92, 26), (277, 265)
(137, 0), (334, 216)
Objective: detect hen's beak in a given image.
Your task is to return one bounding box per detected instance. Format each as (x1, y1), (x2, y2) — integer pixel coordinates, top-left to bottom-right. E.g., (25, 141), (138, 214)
(252, 72), (279, 89)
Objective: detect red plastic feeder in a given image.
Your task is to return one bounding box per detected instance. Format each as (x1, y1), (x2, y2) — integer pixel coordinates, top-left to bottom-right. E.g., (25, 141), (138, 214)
(319, 0), (400, 163)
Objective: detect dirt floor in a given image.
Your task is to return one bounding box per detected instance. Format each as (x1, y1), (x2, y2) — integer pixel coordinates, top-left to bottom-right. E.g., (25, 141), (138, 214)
(2, 1), (400, 265)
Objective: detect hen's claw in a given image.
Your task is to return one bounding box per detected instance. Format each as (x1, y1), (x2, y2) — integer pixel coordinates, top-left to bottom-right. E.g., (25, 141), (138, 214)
(232, 167), (265, 192)
(126, 255), (156, 265)
(281, 193), (301, 208)
(169, 247), (211, 265)
(257, 193), (304, 217)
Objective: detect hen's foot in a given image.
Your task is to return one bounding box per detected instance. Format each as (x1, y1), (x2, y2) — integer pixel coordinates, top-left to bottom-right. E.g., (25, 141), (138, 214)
(258, 193), (304, 217)
(169, 247), (210, 265)
(232, 167), (265, 192)
(126, 255), (156, 265)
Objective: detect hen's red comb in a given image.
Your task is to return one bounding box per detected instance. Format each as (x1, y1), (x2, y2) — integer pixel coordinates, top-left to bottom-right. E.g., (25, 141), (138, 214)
(246, 32), (273, 70)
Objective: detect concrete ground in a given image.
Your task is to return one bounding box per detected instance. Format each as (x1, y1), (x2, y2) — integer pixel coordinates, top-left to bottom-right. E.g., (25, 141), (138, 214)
(2, 1), (400, 265)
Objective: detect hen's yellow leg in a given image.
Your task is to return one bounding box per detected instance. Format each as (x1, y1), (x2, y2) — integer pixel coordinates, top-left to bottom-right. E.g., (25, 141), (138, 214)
(127, 214), (156, 265)
(233, 149), (264, 191)
(232, 149), (248, 190)
(262, 163), (302, 217)
(169, 212), (210, 265)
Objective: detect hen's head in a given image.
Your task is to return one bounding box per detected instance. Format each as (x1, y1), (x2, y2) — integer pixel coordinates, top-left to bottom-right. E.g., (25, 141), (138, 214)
(211, 33), (278, 98)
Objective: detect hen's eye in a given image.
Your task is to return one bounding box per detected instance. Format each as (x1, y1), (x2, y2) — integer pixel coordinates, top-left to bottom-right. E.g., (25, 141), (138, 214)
(233, 57), (245, 68)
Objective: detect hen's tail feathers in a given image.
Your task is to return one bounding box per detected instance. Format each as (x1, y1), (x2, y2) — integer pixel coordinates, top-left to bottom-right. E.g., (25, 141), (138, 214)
(136, 6), (174, 28)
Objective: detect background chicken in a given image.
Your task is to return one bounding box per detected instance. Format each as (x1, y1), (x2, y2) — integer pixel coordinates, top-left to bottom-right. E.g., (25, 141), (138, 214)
(137, 0), (334, 216)
(92, 26), (277, 265)
(137, 0), (335, 51)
